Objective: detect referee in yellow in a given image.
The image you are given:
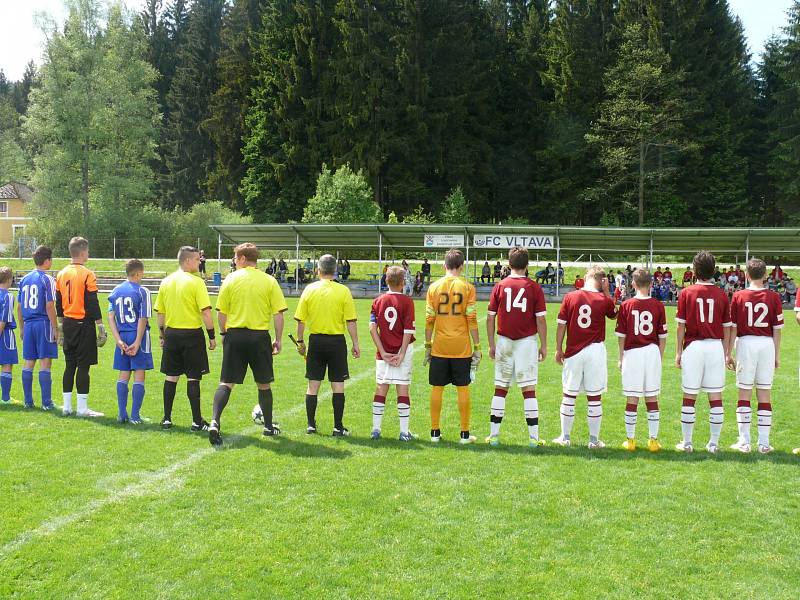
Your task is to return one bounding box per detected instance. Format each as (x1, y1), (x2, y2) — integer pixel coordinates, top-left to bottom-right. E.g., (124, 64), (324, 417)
(209, 243), (287, 445)
(295, 254), (360, 436)
(155, 246), (216, 431)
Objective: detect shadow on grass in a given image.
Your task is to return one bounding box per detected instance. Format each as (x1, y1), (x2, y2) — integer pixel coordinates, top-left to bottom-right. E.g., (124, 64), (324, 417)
(215, 432), (353, 459)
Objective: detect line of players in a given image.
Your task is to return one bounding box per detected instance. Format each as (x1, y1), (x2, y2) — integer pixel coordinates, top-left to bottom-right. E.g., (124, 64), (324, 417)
(1, 240), (797, 455)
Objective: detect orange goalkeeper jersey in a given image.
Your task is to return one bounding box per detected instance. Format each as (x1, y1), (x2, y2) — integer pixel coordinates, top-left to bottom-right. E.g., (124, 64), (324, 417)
(426, 275), (478, 358)
(56, 263), (101, 320)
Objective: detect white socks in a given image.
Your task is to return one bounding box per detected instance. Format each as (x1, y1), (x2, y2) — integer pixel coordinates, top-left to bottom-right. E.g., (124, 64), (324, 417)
(523, 394), (539, 441)
(709, 402), (724, 445)
(757, 403), (772, 447)
(398, 401), (410, 435)
(736, 401), (752, 445)
(681, 399), (696, 444)
(587, 397), (602, 441)
(560, 395), (576, 439)
(624, 403), (637, 438)
(62, 391), (73, 413)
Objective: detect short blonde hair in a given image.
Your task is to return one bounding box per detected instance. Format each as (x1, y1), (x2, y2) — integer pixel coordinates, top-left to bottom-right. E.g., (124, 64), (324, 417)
(68, 237), (89, 258)
(0, 266), (12, 285)
(386, 266), (404, 288)
(585, 265), (606, 282)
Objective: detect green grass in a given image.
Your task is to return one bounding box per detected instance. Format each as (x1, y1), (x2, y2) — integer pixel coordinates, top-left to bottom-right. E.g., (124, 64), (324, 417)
(1, 296), (799, 598)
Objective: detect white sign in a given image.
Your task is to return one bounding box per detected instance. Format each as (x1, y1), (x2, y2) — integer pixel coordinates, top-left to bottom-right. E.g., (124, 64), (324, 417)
(423, 234), (465, 247)
(472, 234), (555, 249)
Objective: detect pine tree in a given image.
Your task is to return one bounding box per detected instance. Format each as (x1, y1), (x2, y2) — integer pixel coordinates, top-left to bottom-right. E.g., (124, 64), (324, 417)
(586, 23), (692, 226)
(204, 0), (264, 212)
(161, 0), (226, 209)
(13, 61), (37, 116)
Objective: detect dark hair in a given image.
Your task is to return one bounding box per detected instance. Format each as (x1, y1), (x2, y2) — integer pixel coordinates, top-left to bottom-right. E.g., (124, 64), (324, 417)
(125, 258), (144, 276)
(692, 250), (716, 281)
(234, 242), (259, 263)
(746, 258), (767, 281)
(632, 268), (652, 289)
(444, 248), (464, 270)
(177, 246), (199, 264)
(32, 245), (52, 266)
(508, 246), (528, 271)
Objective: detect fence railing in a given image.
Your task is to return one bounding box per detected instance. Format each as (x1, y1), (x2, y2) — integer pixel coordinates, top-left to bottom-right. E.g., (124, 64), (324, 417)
(11, 237), (216, 260)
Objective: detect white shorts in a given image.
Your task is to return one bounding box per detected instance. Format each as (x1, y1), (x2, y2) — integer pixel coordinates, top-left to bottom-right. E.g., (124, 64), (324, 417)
(562, 342), (607, 395)
(681, 339), (726, 394)
(375, 344), (414, 385)
(735, 336), (775, 390)
(621, 344), (662, 398)
(494, 335), (538, 388)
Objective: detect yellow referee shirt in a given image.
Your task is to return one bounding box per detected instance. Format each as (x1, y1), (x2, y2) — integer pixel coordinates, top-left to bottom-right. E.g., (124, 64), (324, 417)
(216, 267), (287, 330)
(154, 270), (211, 329)
(294, 279), (357, 335)
(426, 274), (477, 358)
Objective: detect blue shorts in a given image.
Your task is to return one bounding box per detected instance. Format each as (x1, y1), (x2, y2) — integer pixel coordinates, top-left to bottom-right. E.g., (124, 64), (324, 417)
(22, 320), (58, 361)
(113, 330), (154, 372)
(0, 328), (18, 365)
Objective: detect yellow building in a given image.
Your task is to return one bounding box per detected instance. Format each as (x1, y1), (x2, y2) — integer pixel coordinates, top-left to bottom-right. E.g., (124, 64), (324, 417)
(0, 182), (33, 249)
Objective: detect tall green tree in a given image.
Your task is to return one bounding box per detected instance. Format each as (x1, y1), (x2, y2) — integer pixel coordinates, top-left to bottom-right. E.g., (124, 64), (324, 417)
(204, 0), (264, 212)
(13, 61), (37, 116)
(586, 23), (692, 226)
(161, 0), (226, 209)
(23, 0), (159, 230)
(302, 163), (382, 223)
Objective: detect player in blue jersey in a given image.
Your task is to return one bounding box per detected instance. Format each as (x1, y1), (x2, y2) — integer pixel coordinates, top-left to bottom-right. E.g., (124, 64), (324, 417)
(16, 246), (58, 410)
(0, 267), (18, 403)
(107, 259), (154, 423)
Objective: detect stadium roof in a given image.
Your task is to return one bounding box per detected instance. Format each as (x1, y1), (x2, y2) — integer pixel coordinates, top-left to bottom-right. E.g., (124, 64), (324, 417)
(209, 224), (800, 256)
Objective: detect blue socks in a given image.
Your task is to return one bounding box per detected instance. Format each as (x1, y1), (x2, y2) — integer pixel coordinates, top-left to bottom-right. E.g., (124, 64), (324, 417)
(131, 382), (145, 421)
(0, 372), (11, 402)
(22, 368), (33, 407)
(39, 370), (52, 408)
(116, 380), (129, 421)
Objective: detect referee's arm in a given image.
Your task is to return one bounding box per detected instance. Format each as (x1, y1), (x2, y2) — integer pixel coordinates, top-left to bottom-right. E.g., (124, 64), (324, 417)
(200, 306), (216, 351)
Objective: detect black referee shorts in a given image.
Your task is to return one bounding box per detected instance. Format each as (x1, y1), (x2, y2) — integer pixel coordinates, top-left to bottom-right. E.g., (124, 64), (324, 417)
(62, 318), (98, 367)
(429, 356), (471, 387)
(306, 334), (349, 382)
(220, 329), (274, 385)
(160, 328), (209, 379)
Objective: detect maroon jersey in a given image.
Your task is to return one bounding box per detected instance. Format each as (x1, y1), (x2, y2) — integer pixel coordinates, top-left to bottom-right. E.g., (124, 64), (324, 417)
(676, 283), (732, 348)
(370, 292), (416, 358)
(615, 296), (668, 351)
(557, 289), (617, 358)
(730, 287), (784, 338)
(487, 275), (546, 340)
(796, 291), (800, 311)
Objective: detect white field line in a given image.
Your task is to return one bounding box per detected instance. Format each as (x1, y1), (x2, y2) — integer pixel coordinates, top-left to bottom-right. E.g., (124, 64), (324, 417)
(0, 365), (376, 560)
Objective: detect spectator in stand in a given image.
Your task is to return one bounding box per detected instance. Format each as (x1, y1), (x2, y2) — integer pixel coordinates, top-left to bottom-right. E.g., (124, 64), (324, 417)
(663, 267), (673, 281)
(727, 268), (739, 286)
(545, 263), (556, 284)
(557, 263), (564, 285)
(713, 266), (722, 283)
(295, 265), (306, 284)
(230, 258), (236, 273)
(266, 257), (277, 276)
(199, 251), (207, 280)
(724, 278), (735, 300)
(784, 277), (796, 304)
(667, 279), (678, 302)
(535, 266), (547, 284)
(421, 258), (431, 283)
(345, 259), (352, 281)
(735, 264), (744, 282)
(771, 264), (784, 281)
(654, 266), (663, 280)
(574, 275), (585, 290)
(413, 272), (424, 296)
(304, 257), (314, 276)
(337, 259), (344, 280)
(500, 265), (511, 280)
(278, 258), (288, 282)
(682, 266), (694, 287)
(776, 276), (786, 301)
(403, 262), (414, 296)
(481, 261), (492, 284)
(615, 270), (624, 292)
(493, 260), (502, 281)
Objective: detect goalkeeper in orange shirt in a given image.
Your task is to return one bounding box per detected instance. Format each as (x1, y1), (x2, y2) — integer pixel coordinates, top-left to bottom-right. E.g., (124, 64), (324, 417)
(425, 248), (481, 444)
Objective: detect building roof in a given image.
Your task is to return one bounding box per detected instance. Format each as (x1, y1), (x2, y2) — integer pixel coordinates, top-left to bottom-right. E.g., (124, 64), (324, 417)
(0, 183), (32, 202)
(209, 223), (800, 257)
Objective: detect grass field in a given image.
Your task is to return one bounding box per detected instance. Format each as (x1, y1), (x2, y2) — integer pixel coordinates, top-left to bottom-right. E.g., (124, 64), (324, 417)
(1, 296), (799, 598)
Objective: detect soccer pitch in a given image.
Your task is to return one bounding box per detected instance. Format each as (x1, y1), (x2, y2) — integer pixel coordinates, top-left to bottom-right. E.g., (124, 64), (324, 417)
(1, 296), (799, 598)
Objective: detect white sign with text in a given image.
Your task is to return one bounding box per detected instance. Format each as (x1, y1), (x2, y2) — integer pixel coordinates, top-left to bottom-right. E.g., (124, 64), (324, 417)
(423, 234), (465, 247)
(472, 234), (555, 249)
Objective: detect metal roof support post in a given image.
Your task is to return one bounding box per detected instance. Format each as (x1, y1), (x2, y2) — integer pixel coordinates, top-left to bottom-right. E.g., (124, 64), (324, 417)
(464, 228), (470, 280)
(555, 228), (561, 297)
(295, 234), (300, 293)
(745, 231), (750, 263)
(649, 230), (654, 269)
(217, 234), (222, 274)
(378, 232), (383, 293)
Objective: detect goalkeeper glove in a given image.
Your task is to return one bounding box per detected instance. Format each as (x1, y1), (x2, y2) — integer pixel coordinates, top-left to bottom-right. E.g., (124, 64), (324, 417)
(423, 342), (432, 366)
(471, 344), (482, 368)
(96, 324), (108, 348)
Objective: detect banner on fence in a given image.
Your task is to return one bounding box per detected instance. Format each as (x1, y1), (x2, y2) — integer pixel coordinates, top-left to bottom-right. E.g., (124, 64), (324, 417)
(423, 234), (465, 247)
(472, 234), (555, 250)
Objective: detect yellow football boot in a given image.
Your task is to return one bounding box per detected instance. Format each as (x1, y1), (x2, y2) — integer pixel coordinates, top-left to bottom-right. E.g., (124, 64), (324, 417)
(622, 438), (636, 452)
(647, 438), (662, 453)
